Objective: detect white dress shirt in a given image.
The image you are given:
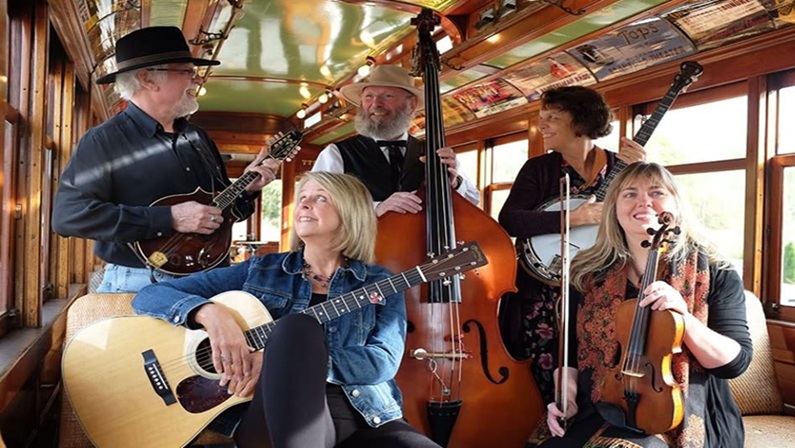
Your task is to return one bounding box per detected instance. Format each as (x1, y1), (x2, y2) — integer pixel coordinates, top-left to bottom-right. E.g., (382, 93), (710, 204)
(312, 132), (481, 207)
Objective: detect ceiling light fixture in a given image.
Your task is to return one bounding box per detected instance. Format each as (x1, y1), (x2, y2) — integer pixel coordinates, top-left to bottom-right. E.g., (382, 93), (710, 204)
(299, 83), (311, 99)
(357, 56), (376, 77)
(318, 89), (332, 104)
(296, 103), (308, 120)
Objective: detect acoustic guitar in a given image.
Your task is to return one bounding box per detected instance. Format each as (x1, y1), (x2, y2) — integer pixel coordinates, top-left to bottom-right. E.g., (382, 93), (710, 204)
(62, 242), (487, 448)
(517, 61), (703, 285)
(134, 130), (302, 275)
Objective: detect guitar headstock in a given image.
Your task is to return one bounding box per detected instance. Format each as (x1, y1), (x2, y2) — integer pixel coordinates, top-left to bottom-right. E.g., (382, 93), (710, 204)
(671, 61), (704, 94)
(420, 241), (488, 279)
(267, 130), (303, 161)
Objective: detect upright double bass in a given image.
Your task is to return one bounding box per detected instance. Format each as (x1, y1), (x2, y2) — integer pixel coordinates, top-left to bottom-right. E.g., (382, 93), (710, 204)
(374, 9), (543, 447)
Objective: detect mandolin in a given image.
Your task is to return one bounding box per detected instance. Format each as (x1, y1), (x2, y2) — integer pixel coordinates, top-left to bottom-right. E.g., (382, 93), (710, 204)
(134, 130), (302, 275)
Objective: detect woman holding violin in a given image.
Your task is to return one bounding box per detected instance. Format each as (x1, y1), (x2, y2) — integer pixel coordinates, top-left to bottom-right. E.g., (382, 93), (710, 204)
(541, 162), (752, 447)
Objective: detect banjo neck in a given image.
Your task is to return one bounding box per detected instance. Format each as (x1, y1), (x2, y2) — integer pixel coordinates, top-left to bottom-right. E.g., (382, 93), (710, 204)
(592, 60), (703, 202)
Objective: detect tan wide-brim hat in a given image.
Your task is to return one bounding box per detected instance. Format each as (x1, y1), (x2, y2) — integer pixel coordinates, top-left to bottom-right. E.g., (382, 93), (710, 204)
(338, 65), (424, 109)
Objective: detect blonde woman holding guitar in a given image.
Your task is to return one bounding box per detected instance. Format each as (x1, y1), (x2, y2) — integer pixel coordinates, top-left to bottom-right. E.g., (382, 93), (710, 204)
(132, 172), (442, 448)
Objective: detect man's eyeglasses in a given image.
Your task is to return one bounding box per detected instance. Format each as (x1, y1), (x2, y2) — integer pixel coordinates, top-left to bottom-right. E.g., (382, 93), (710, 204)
(146, 68), (200, 77)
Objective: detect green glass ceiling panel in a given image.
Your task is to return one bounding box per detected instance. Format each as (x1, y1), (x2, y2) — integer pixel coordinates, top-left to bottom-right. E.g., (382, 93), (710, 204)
(440, 70), (489, 94)
(148, 0), (187, 27)
(401, 0), (467, 9)
(486, 0), (670, 68)
(309, 121), (357, 146)
(214, 1), (416, 88)
(198, 79), (314, 115)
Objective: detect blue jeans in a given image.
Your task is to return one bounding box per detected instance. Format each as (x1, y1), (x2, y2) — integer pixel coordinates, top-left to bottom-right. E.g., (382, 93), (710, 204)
(97, 263), (180, 293)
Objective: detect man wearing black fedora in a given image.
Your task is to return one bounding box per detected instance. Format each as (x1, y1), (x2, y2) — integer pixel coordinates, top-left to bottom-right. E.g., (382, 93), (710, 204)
(52, 26), (281, 292)
(312, 65), (479, 216)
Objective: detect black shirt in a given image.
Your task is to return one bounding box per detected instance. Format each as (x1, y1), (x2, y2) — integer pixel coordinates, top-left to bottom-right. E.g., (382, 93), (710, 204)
(52, 102), (254, 268)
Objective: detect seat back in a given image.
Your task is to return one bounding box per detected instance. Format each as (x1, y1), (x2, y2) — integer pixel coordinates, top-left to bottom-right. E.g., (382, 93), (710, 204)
(59, 293), (136, 448)
(728, 291), (785, 416)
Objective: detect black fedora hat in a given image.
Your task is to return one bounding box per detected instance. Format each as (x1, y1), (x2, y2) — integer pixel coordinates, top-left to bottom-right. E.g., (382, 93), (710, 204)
(96, 26), (220, 84)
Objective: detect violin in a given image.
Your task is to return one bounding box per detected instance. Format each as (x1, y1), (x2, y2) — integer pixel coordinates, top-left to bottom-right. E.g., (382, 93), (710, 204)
(597, 211), (685, 435)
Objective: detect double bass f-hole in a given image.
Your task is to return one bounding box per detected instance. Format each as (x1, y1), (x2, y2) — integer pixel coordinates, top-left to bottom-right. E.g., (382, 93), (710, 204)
(597, 211), (686, 435)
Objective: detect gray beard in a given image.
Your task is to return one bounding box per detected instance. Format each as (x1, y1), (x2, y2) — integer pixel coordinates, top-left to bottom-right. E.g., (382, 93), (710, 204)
(354, 104), (414, 141)
(173, 96), (200, 118)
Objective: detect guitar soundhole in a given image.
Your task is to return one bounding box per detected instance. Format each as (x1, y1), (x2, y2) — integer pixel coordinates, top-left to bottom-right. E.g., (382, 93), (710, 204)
(196, 339), (218, 374)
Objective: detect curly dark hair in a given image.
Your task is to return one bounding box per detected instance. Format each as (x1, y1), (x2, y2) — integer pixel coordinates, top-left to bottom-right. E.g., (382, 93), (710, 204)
(540, 86), (613, 139)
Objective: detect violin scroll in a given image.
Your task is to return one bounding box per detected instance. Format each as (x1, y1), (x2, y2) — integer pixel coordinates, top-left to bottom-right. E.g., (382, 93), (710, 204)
(641, 212), (680, 249)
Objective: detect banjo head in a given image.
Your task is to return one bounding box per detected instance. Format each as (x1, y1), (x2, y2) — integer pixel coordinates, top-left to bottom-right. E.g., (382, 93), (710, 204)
(518, 195), (598, 285)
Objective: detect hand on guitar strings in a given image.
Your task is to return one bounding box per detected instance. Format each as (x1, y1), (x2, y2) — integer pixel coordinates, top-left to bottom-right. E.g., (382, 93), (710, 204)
(616, 137), (647, 165)
(170, 201), (224, 234)
(194, 303), (262, 397)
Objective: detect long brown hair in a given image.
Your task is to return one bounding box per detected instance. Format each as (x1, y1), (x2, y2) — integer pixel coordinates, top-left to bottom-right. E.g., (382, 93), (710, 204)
(570, 162), (730, 291)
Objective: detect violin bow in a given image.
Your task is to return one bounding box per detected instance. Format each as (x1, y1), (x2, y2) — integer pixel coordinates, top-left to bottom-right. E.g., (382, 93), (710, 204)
(556, 173), (572, 429)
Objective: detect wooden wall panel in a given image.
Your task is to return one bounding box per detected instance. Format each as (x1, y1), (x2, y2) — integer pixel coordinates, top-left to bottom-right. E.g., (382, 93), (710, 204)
(54, 62), (75, 299)
(769, 321), (795, 407)
(12, 1), (33, 326)
(22, 1), (48, 326)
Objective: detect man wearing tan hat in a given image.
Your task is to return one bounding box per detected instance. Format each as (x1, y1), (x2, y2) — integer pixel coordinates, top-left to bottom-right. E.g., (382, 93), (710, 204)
(53, 26), (281, 292)
(313, 65), (479, 216)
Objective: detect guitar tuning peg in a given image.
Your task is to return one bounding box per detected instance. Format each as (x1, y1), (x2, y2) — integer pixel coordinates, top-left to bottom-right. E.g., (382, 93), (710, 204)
(641, 240), (651, 248)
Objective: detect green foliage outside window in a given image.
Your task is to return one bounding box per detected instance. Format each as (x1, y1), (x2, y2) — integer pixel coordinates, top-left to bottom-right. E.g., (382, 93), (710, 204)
(785, 242), (795, 284)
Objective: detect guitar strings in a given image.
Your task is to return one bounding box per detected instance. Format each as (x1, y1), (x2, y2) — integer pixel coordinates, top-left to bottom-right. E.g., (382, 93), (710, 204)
(148, 253), (472, 390)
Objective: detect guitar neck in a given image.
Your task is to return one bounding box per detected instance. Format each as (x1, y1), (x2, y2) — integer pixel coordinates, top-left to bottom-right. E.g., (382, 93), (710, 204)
(211, 157), (272, 210)
(243, 267), (426, 350)
(593, 80), (686, 202)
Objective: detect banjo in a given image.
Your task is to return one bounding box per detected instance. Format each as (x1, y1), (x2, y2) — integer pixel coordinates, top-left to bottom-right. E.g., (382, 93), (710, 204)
(518, 60), (704, 285)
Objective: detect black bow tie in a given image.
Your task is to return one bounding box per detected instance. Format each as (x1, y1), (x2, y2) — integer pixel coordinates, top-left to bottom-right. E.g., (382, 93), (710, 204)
(376, 140), (407, 147)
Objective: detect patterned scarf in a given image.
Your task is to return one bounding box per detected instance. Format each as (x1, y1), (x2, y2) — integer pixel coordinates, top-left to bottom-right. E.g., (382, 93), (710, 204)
(579, 248), (711, 447)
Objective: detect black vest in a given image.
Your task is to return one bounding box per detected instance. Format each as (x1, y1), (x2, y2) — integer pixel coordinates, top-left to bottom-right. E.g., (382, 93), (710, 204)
(335, 135), (424, 201)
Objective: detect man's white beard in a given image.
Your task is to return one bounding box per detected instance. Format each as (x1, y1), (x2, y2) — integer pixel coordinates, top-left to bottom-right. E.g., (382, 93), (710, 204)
(173, 95), (200, 118)
(355, 103), (414, 141)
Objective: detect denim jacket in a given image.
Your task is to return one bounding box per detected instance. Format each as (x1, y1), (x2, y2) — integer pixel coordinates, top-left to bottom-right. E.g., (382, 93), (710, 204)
(132, 250), (407, 427)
